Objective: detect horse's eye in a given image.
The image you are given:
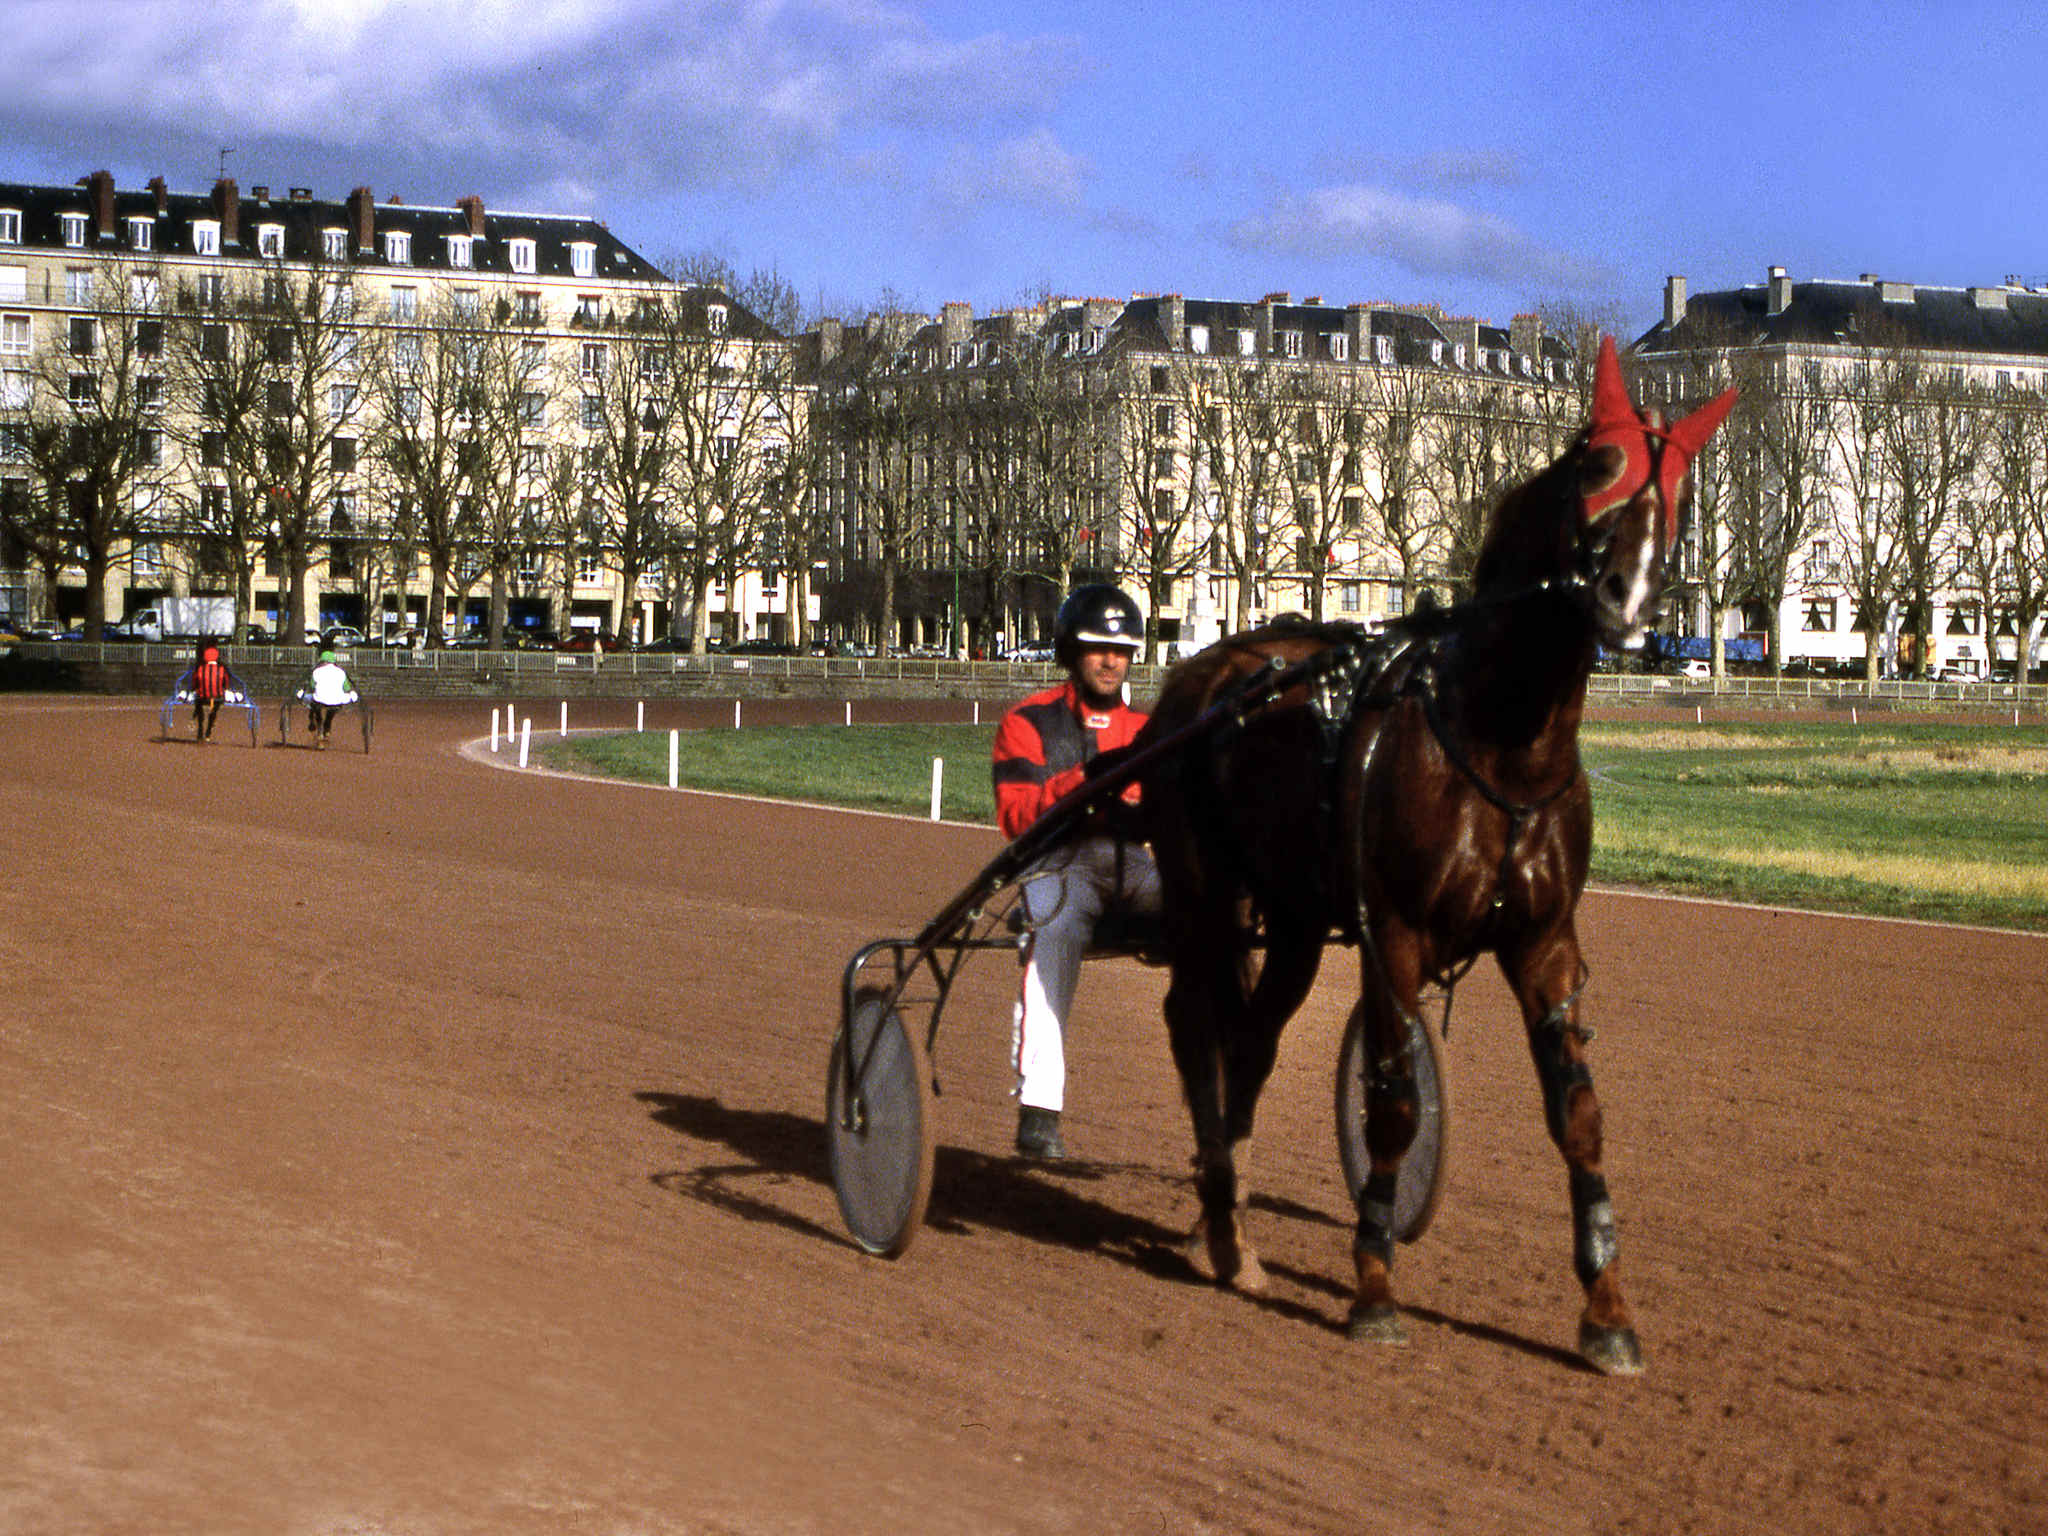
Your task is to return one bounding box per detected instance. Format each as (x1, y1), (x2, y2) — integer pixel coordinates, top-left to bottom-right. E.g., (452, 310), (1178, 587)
(1579, 443), (1628, 502)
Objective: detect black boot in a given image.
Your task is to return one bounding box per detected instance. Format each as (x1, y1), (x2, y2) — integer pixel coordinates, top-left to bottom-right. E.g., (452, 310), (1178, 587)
(1015, 1105), (1067, 1161)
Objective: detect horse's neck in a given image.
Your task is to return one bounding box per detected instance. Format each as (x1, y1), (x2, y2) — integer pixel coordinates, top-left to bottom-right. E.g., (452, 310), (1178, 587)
(1442, 586), (1593, 778)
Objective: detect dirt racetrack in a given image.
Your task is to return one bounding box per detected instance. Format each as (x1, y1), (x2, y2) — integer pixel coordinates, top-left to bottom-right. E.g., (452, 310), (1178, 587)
(3, 693), (2044, 1535)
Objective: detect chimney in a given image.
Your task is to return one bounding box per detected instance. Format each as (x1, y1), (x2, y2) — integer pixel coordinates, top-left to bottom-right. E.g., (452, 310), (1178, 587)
(148, 176), (168, 214)
(252, 185), (269, 203)
(288, 186), (311, 202)
(1161, 294), (1186, 350)
(1663, 275), (1687, 329)
(1345, 302), (1379, 362)
(212, 177), (241, 248)
(1767, 265), (1792, 316)
(814, 316), (842, 365)
(347, 186), (375, 253)
(87, 169), (116, 239)
(940, 301), (973, 346)
(1511, 311), (1546, 357)
(1254, 293), (1282, 353)
(457, 195), (486, 238)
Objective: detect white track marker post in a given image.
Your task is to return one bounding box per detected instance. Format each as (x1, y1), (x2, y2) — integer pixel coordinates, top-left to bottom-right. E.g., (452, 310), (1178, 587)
(1852, 706), (1858, 726)
(844, 701), (852, 726)
(637, 700), (645, 733)
(973, 700), (980, 725)
(668, 729), (679, 789)
(560, 700), (568, 738)
(519, 715), (532, 769)
(490, 706), (500, 753)
(930, 757), (944, 821)
(734, 698), (742, 730)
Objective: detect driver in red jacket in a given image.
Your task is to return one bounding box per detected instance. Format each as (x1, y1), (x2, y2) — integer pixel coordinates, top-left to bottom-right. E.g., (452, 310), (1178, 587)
(991, 584), (1160, 1160)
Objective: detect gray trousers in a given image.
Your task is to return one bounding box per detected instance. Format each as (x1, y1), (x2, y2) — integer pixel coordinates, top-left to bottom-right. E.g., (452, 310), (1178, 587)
(1012, 835), (1161, 1112)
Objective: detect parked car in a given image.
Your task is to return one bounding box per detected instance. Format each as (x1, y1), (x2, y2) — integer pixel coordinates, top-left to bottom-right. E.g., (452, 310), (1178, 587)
(321, 626), (366, 650)
(1934, 665), (1977, 684)
(555, 630), (625, 653)
(725, 639), (799, 656)
(1678, 659), (1712, 681)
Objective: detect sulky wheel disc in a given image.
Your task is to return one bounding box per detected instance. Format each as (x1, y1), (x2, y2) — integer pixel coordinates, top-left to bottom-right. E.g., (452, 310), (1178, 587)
(1335, 998), (1449, 1244)
(826, 986), (935, 1257)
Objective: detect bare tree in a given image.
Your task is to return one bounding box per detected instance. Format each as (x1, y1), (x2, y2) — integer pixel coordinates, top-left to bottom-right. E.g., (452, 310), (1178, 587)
(7, 257), (161, 637)
(1972, 395), (2048, 677)
(1724, 348), (1836, 675)
(1870, 346), (1986, 678)
(1104, 348), (1202, 659)
(1345, 364), (1440, 615)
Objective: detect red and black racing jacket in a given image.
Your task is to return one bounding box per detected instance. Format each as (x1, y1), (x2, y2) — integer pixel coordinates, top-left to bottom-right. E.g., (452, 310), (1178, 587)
(191, 657), (230, 702)
(991, 680), (1148, 841)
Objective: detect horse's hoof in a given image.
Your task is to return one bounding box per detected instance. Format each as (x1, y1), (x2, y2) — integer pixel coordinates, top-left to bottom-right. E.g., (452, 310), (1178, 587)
(1229, 1248), (1267, 1296)
(1578, 1322), (1645, 1376)
(1346, 1301), (1410, 1345)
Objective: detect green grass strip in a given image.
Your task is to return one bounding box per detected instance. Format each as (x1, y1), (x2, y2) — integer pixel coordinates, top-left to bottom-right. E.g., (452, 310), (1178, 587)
(542, 718), (2048, 932)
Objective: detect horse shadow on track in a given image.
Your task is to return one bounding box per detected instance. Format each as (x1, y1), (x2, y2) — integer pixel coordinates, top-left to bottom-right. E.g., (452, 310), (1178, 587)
(634, 1089), (1582, 1359)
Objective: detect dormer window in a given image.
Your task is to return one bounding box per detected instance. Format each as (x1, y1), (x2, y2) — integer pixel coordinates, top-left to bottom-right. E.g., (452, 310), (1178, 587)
(1327, 333), (1349, 361)
(127, 217), (153, 251)
(1375, 335), (1392, 364)
(445, 234), (474, 268)
(192, 219), (220, 255)
(707, 303), (728, 335)
(322, 227), (347, 261)
(60, 212), (88, 247)
(0, 210), (19, 244)
(1280, 329), (1303, 359)
(569, 242), (595, 278)
(1237, 328), (1257, 356)
(509, 238), (536, 274)
(258, 223), (284, 258)
(383, 230), (411, 264)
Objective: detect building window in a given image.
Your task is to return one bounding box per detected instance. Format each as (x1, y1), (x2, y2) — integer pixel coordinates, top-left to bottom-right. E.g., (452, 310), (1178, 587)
(326, 279), (354, 319)
(1154, 403), (1174, 435)
(0, 313), (29, 355)
(332, 437), (357, 473)
(67, 316), (97, 356)
(1188, 324), (1210, 354)
(1946, 601), (1981, 636)
(330, 382), (357, 417)
(569, 242), (596, 277)
(389, 285), (417, 323)
(519, 391), (545, 426)
(0, 368), (27, 409)
(384, 230), (411, 264)
(0, 210), (19, 244)
(137, 375), (162, 411)
(136, 429), (162, 467)
(1340, 581), (1361, 613)
(580, 341), (607, 380)
(453, 287), (480, 321)
(707, 303), (729, 336)
(192, 220), (220, 256)
(65, 267), (94, 305)
(201, 430), (225, 467)
(196, 272), (224, 308)
(445, 234), (474, 268)
(1802, 597), (1836, 632)
(131, 272), (162, 311)
(515, 290), (541, 325)
(128, 217), (153, 251)
(60, 212), (87, 246)
(1237, 328), (1257, 356)
(68, 373), (97, 405)
(1375, 335), (1393, 364)
(1150, 364), (1170, 393)
(581, 394), (602, 430)
(322, 227), (347, 261)
(258, 224), (284, 258)
(575, 293), (602, 326)
(509, 238), (536, 274)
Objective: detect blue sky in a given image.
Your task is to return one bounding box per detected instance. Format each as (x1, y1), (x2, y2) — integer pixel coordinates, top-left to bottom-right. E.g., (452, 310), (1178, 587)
(3, 0), (2043, 334)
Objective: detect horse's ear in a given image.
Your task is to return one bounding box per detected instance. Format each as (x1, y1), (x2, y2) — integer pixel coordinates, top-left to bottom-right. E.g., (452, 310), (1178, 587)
(1591, 335), (1636, 427)
(1668, 386), (1740, 457)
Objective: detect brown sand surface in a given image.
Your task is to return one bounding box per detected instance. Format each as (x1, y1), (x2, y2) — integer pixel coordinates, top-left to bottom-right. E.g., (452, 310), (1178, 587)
(2, 695), (2043, 1534)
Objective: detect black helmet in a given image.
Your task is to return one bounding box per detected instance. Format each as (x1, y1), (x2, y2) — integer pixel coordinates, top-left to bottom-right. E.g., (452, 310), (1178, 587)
(1054, 584), (1143, 666)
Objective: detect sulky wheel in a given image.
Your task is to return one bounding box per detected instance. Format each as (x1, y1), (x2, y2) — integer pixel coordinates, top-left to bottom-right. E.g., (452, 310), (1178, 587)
(826, 985), (935, 1258)
(358, 699), (374, 754)
(1335, 999), (1449, 1244)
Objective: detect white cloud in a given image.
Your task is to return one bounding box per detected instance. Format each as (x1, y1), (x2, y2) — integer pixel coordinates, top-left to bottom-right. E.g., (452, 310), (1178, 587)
(0, 0), (1079, 200)
(932, 127), (1088, 217)
(1228, 183), (1611, 290)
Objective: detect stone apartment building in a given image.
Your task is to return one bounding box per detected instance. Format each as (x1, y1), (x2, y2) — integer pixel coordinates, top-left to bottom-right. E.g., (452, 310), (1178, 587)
(1634, 266), (2048, 679)
(805, 290), (1583, 659)
(0, 170), (802, 647)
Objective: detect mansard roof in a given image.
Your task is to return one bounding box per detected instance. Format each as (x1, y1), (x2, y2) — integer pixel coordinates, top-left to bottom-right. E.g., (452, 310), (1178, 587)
(0, 173), (665, 283)
(1638, 271), (2048, 361)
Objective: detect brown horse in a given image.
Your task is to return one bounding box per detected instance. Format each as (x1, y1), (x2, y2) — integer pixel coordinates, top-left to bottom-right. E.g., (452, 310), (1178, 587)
(1136, 338), (1734, 1374)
